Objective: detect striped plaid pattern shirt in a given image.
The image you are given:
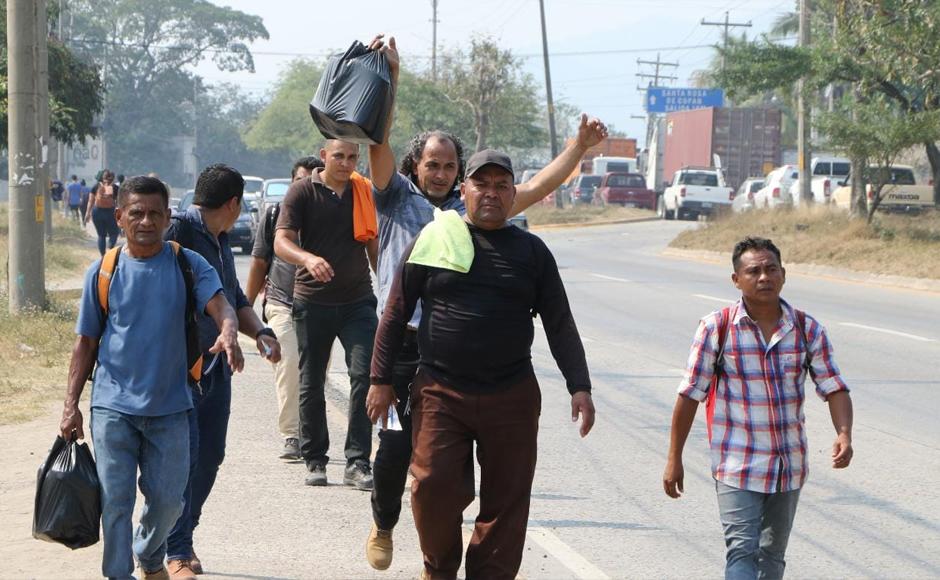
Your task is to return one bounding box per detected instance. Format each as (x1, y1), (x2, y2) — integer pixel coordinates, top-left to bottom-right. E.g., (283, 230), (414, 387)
(678, 299), (849, 493)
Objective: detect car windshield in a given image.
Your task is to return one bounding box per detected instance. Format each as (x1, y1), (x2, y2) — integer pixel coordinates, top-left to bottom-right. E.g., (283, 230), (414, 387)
(265, 182), (290, 200)
(832, 162), (851, 176)
(749, 181), (764, 193)
(244, 178), (264, 195)
(580, 176), (602, 187)
(680, 172), (718, 186)
(608, 174), (645, 188)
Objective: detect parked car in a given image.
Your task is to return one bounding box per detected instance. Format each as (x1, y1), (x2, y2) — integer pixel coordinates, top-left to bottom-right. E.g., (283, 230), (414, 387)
(831, 165), (935, 213)
(732, 177), (764, 213)
(229, 203), (256, 254)
(595, 172), (656, 209)
(508, 212), (528, 230)
(259, 178), (291, 216)
(753, 165), (799, 209)
(660, 168), (733, 220)
(569, 174), (603, 204)
(176, 190), (195, 211)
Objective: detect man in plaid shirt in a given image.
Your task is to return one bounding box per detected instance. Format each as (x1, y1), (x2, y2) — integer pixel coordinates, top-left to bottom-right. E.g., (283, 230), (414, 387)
(663, 237), (854, 580)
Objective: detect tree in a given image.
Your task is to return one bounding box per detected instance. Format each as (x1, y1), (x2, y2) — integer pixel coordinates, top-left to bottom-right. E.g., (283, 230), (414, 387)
(438, 38), (546, 153)
(243, 60), (325, 160)
(0, 3), (104, 150)
(65, 0), (268, 184)
(196, 83), (294, 178)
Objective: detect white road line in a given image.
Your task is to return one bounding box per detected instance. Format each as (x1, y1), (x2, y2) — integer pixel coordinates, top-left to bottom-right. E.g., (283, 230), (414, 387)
(536, 321), (594, 342)
(591, 273), (632, 283)
(692, 293), (735, 304)
(839, 322), (936, 343)
(527, 527), (610, 580)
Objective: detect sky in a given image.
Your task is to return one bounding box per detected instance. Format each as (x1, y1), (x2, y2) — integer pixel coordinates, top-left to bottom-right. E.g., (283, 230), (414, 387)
(196, 0), (795, 143)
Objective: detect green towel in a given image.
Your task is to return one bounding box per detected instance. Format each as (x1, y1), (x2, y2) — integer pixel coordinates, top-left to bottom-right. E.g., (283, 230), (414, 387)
(407, 209), (474, 273)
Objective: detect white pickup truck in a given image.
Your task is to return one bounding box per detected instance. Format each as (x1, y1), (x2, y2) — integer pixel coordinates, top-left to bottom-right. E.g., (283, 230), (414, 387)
(659, 168), (734, 220)
(787, 157), (852, 206)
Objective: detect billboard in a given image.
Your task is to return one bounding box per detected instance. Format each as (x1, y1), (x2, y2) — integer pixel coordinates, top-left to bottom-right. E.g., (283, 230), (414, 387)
(645, 88), (724, 113)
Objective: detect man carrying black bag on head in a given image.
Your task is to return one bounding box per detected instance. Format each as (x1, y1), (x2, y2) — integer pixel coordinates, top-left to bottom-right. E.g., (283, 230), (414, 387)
(59, 176), (243, 580)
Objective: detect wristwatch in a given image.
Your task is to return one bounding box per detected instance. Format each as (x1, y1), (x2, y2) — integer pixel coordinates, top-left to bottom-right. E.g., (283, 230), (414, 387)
(255, 327), (277, 341)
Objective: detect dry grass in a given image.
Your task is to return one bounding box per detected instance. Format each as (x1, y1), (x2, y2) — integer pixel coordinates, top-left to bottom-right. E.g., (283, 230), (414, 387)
(525, 204), (655, 226)
(0, 203), (99, 425)
(671, 206), (940, 280)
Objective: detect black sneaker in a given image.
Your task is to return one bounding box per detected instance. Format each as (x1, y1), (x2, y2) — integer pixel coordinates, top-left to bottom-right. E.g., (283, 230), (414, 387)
(305, 463), (327, 486)
(280, 438), (301, 460)
(343, 461), (374, 491)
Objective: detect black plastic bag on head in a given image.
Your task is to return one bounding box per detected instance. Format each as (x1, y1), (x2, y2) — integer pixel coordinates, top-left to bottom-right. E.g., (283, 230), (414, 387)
(309, 40), (393, 145)
(33, 435), (101, 549)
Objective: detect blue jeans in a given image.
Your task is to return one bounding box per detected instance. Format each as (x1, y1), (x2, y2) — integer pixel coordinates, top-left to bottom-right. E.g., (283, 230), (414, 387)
(91, 206), (120, 256)
(91, 408), (190, 579)
(716, 480), (801, 580)
(166, 363), (231, 561)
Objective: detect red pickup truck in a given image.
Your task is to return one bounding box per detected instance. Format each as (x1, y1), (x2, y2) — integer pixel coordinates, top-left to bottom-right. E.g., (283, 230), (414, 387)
(596, 172), (656, 209)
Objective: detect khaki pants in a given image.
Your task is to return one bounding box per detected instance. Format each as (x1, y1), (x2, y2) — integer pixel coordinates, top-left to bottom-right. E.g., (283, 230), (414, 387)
(264, 301), (300, 440)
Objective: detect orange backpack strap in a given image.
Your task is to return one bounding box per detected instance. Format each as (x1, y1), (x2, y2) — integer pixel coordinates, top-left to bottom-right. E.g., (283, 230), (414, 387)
(97, 245), (123, 314)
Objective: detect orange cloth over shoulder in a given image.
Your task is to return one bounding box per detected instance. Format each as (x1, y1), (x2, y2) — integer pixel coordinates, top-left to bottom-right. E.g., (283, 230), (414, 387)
(350, 172), (377, 242)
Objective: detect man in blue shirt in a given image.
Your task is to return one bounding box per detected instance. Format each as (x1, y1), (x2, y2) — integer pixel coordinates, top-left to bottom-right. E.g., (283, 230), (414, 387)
(66, 175), (83, 223)
(59, 175), (243, 580)
(363, 34), (610, 571)
(164, 164), (282, 578)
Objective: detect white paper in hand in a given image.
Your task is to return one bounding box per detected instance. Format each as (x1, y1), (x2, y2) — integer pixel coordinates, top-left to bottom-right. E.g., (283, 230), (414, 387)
(382, 405), (402, 431)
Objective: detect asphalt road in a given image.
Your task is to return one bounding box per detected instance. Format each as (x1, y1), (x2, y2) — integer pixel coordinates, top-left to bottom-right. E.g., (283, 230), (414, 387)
(6, 220), (938, 579)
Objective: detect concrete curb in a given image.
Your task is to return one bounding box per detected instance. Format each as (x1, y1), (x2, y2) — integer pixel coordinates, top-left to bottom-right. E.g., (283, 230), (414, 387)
(530, 215), (660, 231)
(662, 246), (940, 294)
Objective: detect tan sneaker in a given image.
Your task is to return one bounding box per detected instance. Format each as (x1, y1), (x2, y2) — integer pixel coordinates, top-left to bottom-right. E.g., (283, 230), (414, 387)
(166, 559), (197, 580)
(190, 551), (203, 575)
(366, 523), (394, 570)
(140, 566), (170, 580)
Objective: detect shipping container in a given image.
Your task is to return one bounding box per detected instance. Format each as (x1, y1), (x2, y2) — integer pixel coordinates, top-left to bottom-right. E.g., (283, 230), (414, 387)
(662, 107), (781, 192)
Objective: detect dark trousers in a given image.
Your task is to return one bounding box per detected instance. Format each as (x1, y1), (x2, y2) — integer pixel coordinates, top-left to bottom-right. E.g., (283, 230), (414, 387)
(371, 329), (420, 531)
(166, 362), (232, 560)
(91, 206), (120, 255)
(410, 371), (541, 580)
(292, 296), (377, 467)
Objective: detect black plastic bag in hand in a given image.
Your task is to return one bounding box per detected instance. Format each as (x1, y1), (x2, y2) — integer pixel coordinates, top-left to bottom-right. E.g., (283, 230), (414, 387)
(33, 435), (101, 549)
(309, 40), (393, 145)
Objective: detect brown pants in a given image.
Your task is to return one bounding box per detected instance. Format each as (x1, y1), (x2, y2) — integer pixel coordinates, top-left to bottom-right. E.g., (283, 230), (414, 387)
(410, 370), (541, 580)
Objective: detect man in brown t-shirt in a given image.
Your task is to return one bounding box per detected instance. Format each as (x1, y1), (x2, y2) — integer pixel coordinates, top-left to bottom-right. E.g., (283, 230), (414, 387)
(274, 139), (378, 490)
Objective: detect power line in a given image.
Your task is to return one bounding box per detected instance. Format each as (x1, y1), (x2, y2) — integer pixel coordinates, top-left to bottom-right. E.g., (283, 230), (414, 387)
(701, 10), (752, 72)
(64, 36), (716, 61)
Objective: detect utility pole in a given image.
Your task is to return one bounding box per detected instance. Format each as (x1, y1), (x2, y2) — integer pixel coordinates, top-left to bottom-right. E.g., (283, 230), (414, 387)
(537, 0), (561, 207)
(37, 0), (52, 241)
(430, 0), (439, 82)
(636, 53), (678, 150)
(701, 11), (752, 73)
(797, 0), (812, 204)
(8, 0), (46, 312)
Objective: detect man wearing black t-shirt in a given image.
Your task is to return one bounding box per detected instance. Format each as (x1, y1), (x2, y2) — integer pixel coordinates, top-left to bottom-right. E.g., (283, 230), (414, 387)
(275, 140), (378, 490)
(370, 149), (596, 580)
